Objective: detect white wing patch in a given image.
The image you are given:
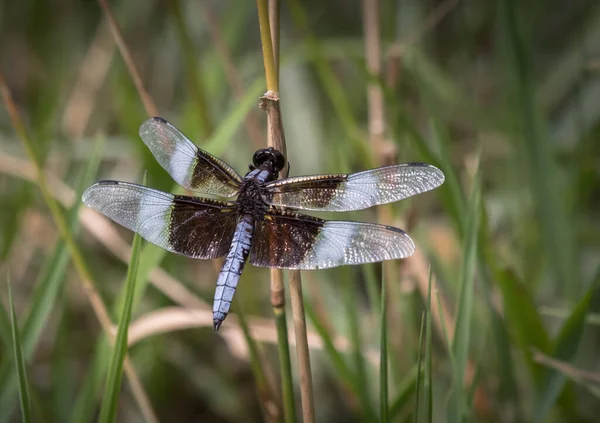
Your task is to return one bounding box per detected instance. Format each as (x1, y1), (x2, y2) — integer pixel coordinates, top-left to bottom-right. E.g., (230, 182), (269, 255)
(298, 221), (415, 270)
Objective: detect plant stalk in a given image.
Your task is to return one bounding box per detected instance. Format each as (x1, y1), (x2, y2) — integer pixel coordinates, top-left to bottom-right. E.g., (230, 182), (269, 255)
(258, 1), (316, 421)
(257, 1), (297, 422)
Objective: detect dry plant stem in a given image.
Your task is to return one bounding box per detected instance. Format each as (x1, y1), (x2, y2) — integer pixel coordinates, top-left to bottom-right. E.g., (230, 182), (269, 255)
(385, 0), (459, 89)
(533, 351), (600, 384)
(362, 0), (388, 159)
(288, 271), (316, 423)
(0, 74), (160, 423)
(387, 0), (460, 58)
(257, 2), (297, 421)
(259, 1), (315, 420)
(362, 0), (403, 362)
(96, 0), (159, 117)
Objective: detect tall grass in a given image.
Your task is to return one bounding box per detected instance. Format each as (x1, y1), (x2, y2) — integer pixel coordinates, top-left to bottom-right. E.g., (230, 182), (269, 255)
(0, 1), (598, 422)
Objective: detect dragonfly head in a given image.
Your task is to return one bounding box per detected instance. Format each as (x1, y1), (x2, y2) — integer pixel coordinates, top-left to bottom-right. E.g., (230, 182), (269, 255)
(252, 147), (286, 175)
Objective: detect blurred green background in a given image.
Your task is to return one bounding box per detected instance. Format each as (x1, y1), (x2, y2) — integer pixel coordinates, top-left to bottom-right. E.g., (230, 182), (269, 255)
(0, 0), (599, 422)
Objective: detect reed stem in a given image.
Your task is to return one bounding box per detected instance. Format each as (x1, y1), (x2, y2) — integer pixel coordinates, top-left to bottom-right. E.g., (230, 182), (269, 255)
(257, 1), (297, 421)
(257, 1), (316, 421)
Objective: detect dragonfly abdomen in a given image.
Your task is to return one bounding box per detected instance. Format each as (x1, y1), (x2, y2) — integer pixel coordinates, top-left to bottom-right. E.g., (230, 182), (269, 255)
(212, 214), (254, 331)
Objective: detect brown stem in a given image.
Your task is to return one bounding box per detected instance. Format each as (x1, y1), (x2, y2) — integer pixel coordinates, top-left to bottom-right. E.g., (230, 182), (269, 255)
(96, 0), (159, 117)
(258, 1), (316, 421)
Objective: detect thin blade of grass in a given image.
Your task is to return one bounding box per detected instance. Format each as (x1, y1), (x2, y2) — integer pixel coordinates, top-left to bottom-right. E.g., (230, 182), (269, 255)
(303, 301), (355, 390)
(0, 289), (12, 350)
(448, 167), (480, 423)
(0, 185), (33, 261)
(385, 90), (466, 236)
(414, 313), (425, 423)
(236, 301), (282, 423)
(0, 138), (104, 421)
(379, 266), (389, 423)
(344, 274), (376, 421)
(0, 72), (157, 422)
(98, 230), (143, 423)
(7, 276), (31, 423)
(304, 299), (381, 417)
(534, 266), (600, 422)
(363, 265), (381, 322)
(389, 364), (420, 420)
(477, 201), (523, 420)
(68, 337), (111, 423)
(435, 287), (454, 365)
(495, 269), (551, 382)
(273, 305), (297, 423)
(204, 77), (266, 155)
(425, 270), (434, 423)
(499, 0), (576, 298)
(285, 0), (368, 158)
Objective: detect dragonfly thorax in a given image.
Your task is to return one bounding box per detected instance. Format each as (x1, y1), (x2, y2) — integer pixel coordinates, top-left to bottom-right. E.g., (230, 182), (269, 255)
(235, 175), (268, 217)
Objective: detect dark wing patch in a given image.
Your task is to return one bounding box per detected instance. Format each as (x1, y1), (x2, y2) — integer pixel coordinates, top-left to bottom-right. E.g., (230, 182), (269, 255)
(139, 117), (242, 197)
(249, 209), (415, 270)
(82, 181), (238, 259)
(263, 163), (445, 211)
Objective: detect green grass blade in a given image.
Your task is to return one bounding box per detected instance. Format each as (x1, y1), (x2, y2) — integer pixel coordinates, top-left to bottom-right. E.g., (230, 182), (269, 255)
(534, 266), (600, 422)
(448, 169), (480, 423)
(0, 185), (33, 261)
(343, 275), (376, 421)
(305, 298), (378, 417)
(499, 0), (576, 297)
(7, 276), (32, 423)
(273, 306), (297, 423)
(379, 271), (388, 423)
(203, 78), (266, 155)
(389, 364), (420, 420)
(495, 269), (551, 382)
(236, 301), (283, 422)
(285, 0), (368, 158)
(98, 231), (143, 423)
(414, 313), (425, 423)
(0, 138), (103, 421)
(478, 202), (523, 419)
(363, 264), (381, 324)
(386, 99), (466, 236)
(68, 337), (111, 423)
(304, 301), (355, 390)
(435, 288), (454, 365)
(0, 291), (12, 351)
(425, 270), (433, 423)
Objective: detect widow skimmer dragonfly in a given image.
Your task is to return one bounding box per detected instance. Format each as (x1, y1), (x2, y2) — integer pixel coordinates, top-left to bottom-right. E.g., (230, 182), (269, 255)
(83, 117), (444, 331)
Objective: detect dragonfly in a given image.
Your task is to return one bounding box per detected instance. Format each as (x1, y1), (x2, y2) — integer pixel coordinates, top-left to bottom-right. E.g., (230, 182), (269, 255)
(83, 117), (445, 330)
